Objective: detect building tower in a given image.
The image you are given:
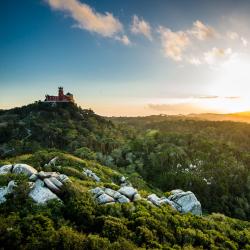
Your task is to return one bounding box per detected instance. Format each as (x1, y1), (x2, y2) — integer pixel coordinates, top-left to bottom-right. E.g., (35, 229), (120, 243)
(58, 87), (64, 101)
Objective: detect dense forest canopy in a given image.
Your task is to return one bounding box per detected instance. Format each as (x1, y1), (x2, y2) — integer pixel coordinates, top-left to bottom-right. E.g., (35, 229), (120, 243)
(0, 102), (250, 249)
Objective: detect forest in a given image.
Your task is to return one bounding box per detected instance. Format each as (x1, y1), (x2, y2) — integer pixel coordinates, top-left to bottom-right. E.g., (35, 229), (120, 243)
(0, 102), (250, 249)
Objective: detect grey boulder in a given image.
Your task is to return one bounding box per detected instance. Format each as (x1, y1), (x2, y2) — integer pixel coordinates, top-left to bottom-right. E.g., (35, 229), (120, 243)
(83, 168), (101, 182)
(96, 193), (115, 204)
(104, 188), (121, 199)
(38, 171), (59, 179)
(0, 165), (13, 175)
(90, 187), (104, 198)
(29, 179), (60, 204)
(117, 195), (130, 203)
(12, 164), (37, 177)
(118, 186), (138, 199)
(0, 181), (17, 204)
(147, 194), (161, 206)
(168, 190), (202, 215)
(49, 177), (63, 189)
(57, 174), (69, 183)
(48, 157), (58, 167)
(44, 178), (61, 194)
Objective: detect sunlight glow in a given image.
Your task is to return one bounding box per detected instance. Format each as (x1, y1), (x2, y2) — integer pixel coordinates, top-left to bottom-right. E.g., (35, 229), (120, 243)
(206, 55), (250, 113)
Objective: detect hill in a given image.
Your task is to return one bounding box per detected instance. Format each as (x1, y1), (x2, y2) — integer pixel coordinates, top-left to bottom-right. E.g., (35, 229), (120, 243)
(0, 150), (250, 249)
(0, 101), (129, 158)
(0, 102), (250, 248)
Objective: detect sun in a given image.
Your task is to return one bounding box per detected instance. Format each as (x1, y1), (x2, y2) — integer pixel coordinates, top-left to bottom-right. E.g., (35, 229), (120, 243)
(205, 55), (250, 113)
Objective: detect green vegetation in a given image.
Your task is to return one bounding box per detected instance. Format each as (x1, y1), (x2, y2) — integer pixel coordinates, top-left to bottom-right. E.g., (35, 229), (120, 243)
(1, 102), (250, 248)
(0, 151), (250, 249)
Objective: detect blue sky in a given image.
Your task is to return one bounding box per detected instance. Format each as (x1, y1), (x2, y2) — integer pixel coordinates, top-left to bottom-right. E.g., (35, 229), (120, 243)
(1, 0), (250, 115)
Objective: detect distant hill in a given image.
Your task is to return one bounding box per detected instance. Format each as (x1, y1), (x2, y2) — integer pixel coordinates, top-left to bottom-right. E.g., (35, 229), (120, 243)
(186, 112), (250, 123)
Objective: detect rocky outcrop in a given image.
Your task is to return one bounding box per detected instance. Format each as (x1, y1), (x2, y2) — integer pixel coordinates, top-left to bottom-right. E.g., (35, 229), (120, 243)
(90, 185), (202, 216)
(29, 179), (60, 204)
(168, 190), (202, 215)
(83, 168), (100, 182)
(90, 185), (141, 205)
(12, 164), (38, 177)
(0, 163), (70, 204)
(146, 190), (202, 215)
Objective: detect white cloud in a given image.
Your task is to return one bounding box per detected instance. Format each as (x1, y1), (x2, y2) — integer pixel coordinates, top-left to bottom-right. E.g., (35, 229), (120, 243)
(227, 31), (239, 40)
(115, 35), (131, 45)
(204, 47), (232, 65)
(190, 20), (216, 40)
(45, 0), (124, 39)
(241, 37), (248, 47)
(227, 32), (248, 47)
(131, 15), (152, 40)
(158, 26), (190, 61)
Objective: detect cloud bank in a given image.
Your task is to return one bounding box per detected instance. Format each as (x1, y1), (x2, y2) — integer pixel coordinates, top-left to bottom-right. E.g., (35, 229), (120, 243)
(45, 0), (127, 43)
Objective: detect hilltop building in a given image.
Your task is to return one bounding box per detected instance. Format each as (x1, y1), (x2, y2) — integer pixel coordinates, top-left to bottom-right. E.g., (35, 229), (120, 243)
(44, 87), (74, 103)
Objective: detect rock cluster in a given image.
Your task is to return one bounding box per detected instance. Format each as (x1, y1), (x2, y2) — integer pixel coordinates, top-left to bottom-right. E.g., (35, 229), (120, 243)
(83, 168), (100, 182)
(146, 190), (202, 215)
(90, 175), (202, 216)
(0, 163), (69, 204)
(90, 186), (141, 205)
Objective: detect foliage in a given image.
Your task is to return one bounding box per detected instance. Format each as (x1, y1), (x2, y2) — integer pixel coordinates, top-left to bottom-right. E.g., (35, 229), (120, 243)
(1, 102), (250, 248)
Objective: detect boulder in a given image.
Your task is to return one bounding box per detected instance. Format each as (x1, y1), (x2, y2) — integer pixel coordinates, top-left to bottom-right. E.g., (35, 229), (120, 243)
(57, 174), (69, 183)
(0, 180), (17, 204)
(49, 177), (63, 189)
(118, 186), (138, 199)
(90, 187), (104, 198)
(48, 157), (58, 167)
(92, 173), (101, 182)
(96, 193), (115, 204)
(83, 168), (101, 182)
(158, 198), (176, 208)
(147, 194), (161, 206)
(168, 191), (202, 215)
(0, 186), (8, 204)
(29, 179), (60, 204)
(104, 188), (121, 199)
(44, 178), (61, 194)
(0, 165), (13, 175)
(38, 171), (59, 179)
(12, 164), (37, 177)
(117, 195), (130, 203)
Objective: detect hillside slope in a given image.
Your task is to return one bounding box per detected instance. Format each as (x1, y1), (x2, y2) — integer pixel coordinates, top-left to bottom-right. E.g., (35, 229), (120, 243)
(1, 102), (250, 221)
(0, 151), (250, 250)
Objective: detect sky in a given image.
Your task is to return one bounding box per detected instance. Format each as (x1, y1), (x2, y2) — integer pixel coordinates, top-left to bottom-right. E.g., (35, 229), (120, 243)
(1, 0), (250, 116)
